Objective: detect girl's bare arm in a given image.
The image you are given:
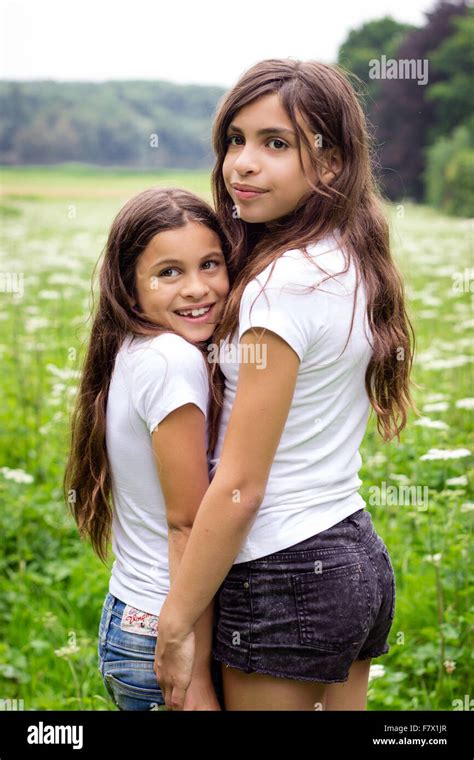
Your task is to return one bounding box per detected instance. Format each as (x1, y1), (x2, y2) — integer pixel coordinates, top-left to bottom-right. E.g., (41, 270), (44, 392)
(159, 328), (301, 634)
(152, 402), (216, 676)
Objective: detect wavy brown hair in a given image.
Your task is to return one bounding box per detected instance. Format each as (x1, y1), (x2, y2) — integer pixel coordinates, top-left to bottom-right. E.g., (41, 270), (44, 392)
(63, 186), (231, 563)
(208, 58), (417, 450)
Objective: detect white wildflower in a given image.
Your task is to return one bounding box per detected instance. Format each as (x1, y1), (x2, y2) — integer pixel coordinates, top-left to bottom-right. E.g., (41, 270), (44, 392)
(415, 417), (449, 430)
(420, 448), (471, 461)
(46, 364), (81, 381)
(453, 318), (474, 332)
(54, 644), (80, 658)
(423, 402), (449, 413)
(424, 553), (442, 565)
(426, 356), (473, 370)
(444, 660), (456, 674)
(0, 467), (34, 484)
(368, 664), (385, 681)
(424, 393), (447, 403)
(446, 476), (468, 486)
(366, 452), (387, 467)
(38, 290), (60, 300)
(25, 317), (50, 332)
(455, 398), (474, 410)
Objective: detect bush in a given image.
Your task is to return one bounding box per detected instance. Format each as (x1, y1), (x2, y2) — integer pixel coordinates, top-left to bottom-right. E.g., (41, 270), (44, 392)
(424, 120), (474, 217)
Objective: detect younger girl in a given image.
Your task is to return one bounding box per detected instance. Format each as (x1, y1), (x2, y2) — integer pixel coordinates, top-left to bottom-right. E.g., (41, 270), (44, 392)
(154, 59), (416, 711)
(64, 187), (231, 710)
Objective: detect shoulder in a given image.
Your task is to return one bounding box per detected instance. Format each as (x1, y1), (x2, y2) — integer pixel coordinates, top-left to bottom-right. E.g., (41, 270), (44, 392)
(251, 234), (347, 285)
(243, 231), (347, 296)
(128, 332), (207, 378)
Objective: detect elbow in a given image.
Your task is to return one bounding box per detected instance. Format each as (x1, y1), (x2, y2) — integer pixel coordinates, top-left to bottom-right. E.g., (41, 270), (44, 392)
(245, 489), (264, 512)
(166, 520), (193, 533)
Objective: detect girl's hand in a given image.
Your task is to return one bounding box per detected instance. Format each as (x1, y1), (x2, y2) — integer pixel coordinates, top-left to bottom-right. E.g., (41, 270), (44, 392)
(182, 674), (222, 711)
(154, 605), (195, 710)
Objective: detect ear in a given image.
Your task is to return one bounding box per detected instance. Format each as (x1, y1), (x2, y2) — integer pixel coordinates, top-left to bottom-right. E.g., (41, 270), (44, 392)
(321, 147), (343, 184)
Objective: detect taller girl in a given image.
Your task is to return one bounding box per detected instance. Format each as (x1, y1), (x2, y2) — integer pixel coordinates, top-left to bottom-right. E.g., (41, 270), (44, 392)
(155, 58), (416, 711)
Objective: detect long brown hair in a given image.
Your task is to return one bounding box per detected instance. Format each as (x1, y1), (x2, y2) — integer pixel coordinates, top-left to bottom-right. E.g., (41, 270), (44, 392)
(209, 58), (417, 449)
(63, 186), (230, 563)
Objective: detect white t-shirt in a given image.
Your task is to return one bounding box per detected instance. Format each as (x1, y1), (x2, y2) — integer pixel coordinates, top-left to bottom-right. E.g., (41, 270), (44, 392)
(106, 332), (209, 615)
(209, 232), (374, 563)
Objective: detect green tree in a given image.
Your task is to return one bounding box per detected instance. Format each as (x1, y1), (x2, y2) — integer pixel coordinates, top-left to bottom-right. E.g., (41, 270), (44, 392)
(426, 8), (474, 141)
(424, 116), (474, 217)
(338, 16), (415, 104)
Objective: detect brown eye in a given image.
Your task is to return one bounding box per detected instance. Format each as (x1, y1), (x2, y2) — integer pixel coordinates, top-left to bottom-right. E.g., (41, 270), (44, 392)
(225, 135), (244, 146)
(268, 138), (288, 150)
(159, 267), (180, 277)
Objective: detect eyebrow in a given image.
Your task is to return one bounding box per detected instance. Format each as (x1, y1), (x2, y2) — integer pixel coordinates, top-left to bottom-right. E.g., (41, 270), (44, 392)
(227, 123), (296, 138)
(150, 251), (225, 269)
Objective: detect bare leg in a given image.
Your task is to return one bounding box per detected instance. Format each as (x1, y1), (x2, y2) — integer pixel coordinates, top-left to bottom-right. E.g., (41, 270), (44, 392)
(322, 658), (372, 711)
(221, 664), (327, 711)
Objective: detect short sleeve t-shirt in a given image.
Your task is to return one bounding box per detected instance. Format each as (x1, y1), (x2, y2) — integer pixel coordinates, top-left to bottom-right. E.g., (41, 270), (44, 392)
(209, 232), (374, 563)
(106, 332), (209, 615)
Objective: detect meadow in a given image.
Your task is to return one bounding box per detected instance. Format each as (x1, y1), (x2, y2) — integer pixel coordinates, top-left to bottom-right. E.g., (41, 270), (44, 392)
(0, 165), (472, 711)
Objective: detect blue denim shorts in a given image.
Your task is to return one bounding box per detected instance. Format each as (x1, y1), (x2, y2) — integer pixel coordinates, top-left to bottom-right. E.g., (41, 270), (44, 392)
(212, 508), (396, 684)
(97, 592), (225, 710)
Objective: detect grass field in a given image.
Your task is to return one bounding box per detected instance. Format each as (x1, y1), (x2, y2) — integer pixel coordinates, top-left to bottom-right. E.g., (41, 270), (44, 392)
(0, 166), (472, 711)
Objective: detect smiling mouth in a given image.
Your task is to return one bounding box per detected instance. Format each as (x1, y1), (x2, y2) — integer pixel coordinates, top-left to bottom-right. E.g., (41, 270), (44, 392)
(174, 303), (216, 321)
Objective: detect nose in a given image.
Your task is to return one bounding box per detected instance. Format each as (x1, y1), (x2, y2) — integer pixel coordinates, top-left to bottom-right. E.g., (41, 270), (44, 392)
(233, 142), (260, 174)
(179, 271), (210, 300)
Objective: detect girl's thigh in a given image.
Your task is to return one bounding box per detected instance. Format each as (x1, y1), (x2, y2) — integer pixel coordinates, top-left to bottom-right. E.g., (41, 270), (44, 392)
(221, 658), (372, 711)
(222, 665), (328, 711)
(322, 658), (372, 710)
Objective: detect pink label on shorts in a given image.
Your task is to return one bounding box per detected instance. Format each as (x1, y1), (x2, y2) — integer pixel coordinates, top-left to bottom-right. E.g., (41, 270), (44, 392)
(120, 604), (159, 636)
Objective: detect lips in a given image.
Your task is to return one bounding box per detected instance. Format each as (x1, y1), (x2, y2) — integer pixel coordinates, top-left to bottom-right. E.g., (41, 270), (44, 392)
(234, 190), (268, 203)
(232, 183), (268, 193)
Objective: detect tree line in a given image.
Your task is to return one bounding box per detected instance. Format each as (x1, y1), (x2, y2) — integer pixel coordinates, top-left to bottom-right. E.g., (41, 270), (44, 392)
(0, 0), (472, 215)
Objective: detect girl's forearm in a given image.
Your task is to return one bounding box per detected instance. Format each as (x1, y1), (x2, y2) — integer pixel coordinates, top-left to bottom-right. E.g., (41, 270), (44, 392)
(167, 527), (215, 674)
(164, 477), (261, 632)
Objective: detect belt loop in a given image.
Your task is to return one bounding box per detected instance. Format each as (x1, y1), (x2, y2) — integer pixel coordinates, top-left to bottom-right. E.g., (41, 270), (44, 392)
(100, 604), (113, 647)
(347, 512), (361, 541)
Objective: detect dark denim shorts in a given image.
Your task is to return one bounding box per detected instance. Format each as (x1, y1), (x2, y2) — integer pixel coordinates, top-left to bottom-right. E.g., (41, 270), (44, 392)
(211, 508), (396, 684)
(98, 592), (225, 710)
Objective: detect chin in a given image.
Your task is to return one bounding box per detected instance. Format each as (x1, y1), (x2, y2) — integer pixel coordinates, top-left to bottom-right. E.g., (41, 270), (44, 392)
(185, 330), (213, 343)
(239, 211), (268, 224)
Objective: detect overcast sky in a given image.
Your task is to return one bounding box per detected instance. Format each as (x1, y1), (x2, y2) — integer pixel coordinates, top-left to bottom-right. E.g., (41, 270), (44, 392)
(1, 0), (437, 87)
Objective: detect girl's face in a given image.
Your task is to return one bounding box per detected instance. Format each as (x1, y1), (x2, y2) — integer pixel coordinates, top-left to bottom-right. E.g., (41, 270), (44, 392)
(223, 92), (333, 225)
(133, 221), (229, 342)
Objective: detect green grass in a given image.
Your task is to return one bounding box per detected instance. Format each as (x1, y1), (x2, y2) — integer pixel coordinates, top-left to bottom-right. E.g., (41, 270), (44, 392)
(0, 166), (472, 711)
(0, 164), (213, 200)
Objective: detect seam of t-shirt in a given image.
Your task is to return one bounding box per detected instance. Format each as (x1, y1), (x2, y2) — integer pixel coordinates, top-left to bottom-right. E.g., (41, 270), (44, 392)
(129, 335), (208, 424)
(238, 273), (326, 361)
(148, 393), (208, 435)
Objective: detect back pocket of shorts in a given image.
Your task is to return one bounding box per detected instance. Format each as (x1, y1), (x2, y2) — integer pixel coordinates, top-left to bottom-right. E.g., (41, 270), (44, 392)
(292, 561), (370, 653)
(103, 661), (166, 711)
